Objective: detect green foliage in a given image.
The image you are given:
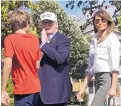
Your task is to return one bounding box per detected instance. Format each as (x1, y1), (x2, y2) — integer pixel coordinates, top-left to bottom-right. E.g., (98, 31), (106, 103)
(118, 16), (121, 31)
(118, 11), (121, 31)
(29, 27), (38, 36)
(1, 1), (36, 41)
(1, 48), (4, 59)
(9, 98), (14, 106)
(1, 77), (13, 98)
(6, 77), (13, 98)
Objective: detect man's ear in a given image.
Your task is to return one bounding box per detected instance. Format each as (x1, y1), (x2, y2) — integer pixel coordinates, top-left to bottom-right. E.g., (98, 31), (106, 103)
(55, 23), (58, 29)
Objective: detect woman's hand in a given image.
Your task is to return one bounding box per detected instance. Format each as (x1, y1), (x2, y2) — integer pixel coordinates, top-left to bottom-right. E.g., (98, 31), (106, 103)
(108, 88), (116, 98)
(108, 72), (118, 98)
(76, 89), (85, 102)
(77, 73), (92, 102)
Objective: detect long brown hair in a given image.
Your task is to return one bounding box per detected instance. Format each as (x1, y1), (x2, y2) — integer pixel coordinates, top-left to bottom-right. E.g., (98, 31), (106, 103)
(92, 10), (115, 44)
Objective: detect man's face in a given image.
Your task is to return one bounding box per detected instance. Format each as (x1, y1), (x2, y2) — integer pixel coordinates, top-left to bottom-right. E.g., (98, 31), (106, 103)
(41, 20), (58, 35)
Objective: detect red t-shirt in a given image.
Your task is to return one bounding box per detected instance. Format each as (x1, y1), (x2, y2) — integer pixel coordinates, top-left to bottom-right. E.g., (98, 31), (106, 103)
(4, 33), (42, 94)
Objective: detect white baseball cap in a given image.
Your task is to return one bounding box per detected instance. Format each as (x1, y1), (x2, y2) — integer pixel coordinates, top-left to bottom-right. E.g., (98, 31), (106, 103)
(40, 12), (57, 22)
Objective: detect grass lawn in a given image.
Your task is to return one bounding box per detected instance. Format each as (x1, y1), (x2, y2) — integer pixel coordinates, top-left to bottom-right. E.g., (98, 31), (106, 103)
(10, 98), (14, 106)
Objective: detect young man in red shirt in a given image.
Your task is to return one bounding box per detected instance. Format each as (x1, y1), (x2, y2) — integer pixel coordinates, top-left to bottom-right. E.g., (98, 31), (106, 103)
(1, 10), (42, 106)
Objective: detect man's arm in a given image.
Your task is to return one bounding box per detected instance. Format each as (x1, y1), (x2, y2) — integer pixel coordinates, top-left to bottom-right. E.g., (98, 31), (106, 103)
(2, 57), (12, 105)
(41, 40), (70, 64)
(36, 60), (40, 70)
(2, 57), (12, 92)
(40, 29), (70, 64)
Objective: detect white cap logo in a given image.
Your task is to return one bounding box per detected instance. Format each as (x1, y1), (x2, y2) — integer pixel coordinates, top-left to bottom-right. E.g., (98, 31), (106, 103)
(40, 12), (57, 22)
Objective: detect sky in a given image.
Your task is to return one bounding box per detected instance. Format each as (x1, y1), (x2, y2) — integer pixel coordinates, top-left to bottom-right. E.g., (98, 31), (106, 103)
(56, 0), (117, 30)
(57, 0), (84, 19)
(57, 0), (116, 20)
(31, 0), (117, 22)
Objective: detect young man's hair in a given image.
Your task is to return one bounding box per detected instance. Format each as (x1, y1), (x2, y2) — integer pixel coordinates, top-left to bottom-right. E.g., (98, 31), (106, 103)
(8, 10), (31, 32)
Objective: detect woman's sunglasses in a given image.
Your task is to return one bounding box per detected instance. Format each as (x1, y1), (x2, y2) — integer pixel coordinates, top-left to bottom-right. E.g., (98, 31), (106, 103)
(95, 18), (108, 24)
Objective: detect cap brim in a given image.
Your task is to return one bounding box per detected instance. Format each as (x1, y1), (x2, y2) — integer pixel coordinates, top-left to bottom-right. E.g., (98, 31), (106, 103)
(41, 18), (55, 22)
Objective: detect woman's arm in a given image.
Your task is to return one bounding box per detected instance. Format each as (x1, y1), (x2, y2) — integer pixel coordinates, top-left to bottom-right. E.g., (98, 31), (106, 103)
(77, 73), (92, 101)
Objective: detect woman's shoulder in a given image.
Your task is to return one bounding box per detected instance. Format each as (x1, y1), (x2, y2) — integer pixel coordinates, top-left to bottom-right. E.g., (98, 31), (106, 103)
(109, 32), (118, 38)
(108, 32), (120, 46)
(108, 32), (119, 41)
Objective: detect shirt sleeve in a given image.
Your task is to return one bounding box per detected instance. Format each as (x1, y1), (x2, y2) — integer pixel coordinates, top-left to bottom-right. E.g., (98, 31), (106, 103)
(40, 42), (46, 48)
(85, 41), (94, 76)
(109, 33), (120, 73)
(36, 39), (42, 61)
(4, 37), (14, 58)
(36, 48), (42, 61)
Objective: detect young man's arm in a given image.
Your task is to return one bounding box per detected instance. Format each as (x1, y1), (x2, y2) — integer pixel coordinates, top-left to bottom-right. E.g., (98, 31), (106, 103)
(1, 57), (12, 106)
(36, 60), (40, 70)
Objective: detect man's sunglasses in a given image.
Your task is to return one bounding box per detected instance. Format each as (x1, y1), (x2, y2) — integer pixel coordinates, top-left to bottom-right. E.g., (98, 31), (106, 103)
(95, 18), (108, 24)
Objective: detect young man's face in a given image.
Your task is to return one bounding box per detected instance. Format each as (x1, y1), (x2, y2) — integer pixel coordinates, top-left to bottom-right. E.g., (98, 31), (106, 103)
(41, 20), (58, 36)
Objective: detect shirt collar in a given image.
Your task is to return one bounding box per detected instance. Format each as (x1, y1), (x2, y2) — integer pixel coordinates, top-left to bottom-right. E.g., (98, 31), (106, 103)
(48, 30), (57, 40)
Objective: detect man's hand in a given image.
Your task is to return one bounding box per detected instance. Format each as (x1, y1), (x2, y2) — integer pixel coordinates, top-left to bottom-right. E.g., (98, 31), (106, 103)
(41, 29), (48, 44)
(1, 91), (9, 106)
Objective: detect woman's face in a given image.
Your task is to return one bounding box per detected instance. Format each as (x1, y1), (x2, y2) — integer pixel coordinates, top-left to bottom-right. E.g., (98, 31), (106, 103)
(95, 15), (108, 32)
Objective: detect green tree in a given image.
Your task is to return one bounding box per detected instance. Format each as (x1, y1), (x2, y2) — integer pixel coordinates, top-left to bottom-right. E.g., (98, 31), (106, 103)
(118, 11), (121, 31)
(1, 1), (36, 47)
